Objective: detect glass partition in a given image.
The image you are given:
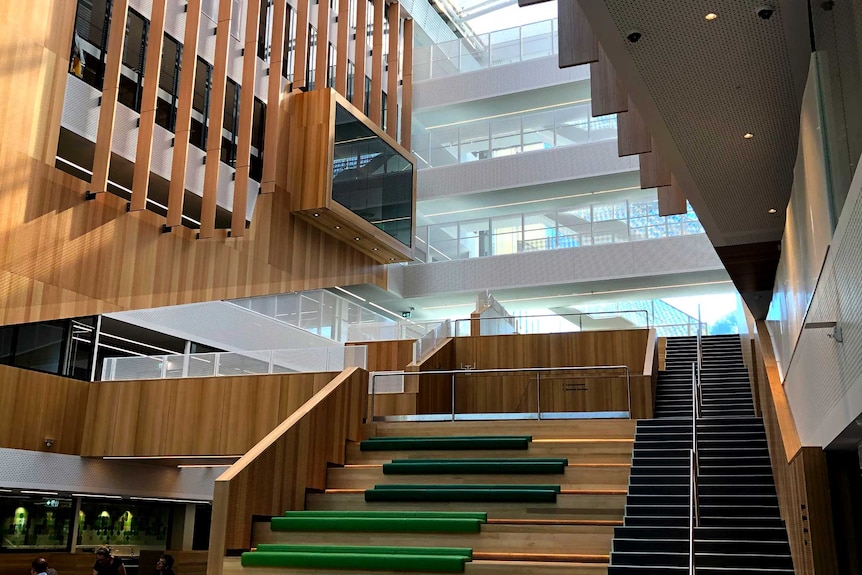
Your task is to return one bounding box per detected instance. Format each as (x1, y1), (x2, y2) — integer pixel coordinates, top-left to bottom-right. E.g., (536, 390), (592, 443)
(333, 104), (414, 247)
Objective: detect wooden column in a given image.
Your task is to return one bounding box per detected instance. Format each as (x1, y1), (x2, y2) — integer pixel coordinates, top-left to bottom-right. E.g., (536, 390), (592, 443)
(369, 0), (384, 124)
(386, 3), (399, 137)
(353, 0), (368, 112)
(640, 139), (671, 188)
(590, 45), (627, 117)
(261, 0), (287, 195)
(293, 0), (310, 89)
(199, 0), (234, 239)
(335, 0), (350, 95)
(657, 174), (686, 216)
(400, 18), (413, 148)
(315, 0), (332, 89)
(130, 0), (167, 212)
(167, 0), (202, 227)
(89, 0), (129, 198)
(231, 0), (263, 236)
(558, 0), (598, 68)
(617, 98), (651, 157)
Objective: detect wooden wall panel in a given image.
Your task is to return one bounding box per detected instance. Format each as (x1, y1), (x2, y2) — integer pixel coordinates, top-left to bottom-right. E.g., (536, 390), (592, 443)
(353, 0), (368, 112)
(231, 0), (263, 235)
(130, 0), (167, 212)
(139, 551), (208, 575)
(558, 0), (598, 68)
(589, 45), (627, 117)
(658, 174), (687, 216)
(400, 19), (413, 148)
(81, 372), (338, 457)
(89, 0), (129, 197)
(369, 0), (384, 124)
(386, 3), (399, 138)
(617, 99), (651, 157)
(167, 0), (202, 226)
(639, 141), (672, 188)
(0, 365), (90, 454)
(207, 368), (366, 562)
(752, 323), (839, 574)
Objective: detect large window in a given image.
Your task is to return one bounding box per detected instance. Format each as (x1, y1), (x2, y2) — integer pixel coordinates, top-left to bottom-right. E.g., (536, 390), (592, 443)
(70, 0), (113, 89)
(0, 495), (73, 551)
(221, 79), (240, 167)
(0, 318), (96, 380)
(77, 501), (169, 549)
(250, 98), (266, 181)
(155, 34), (182, 132)
(190, 57), (212, 150)
(332, 104), (413, 247)
(117, 9), (148, 112)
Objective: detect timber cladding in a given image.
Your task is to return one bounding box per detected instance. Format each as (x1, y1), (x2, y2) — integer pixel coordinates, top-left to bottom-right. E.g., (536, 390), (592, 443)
(81, 372), (341, 457)
(0, 1), (387, 327)
(410, 331), (656, 418)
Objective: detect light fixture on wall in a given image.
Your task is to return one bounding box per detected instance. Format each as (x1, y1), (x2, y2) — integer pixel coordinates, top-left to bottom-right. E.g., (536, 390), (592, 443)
(803, 320), (843, 343)
(44, 438), (55, 448)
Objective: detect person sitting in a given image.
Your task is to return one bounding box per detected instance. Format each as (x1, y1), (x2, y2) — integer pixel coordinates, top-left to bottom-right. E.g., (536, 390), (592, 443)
(31, 558), (48, 575)
(155, 554), (175, 575)
(93, 547), (126, 575)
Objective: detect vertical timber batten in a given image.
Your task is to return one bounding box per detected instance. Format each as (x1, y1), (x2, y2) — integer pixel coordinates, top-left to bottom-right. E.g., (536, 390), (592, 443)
(386, 2), (399, 138)
(232, 0), (263, 236)
(261, 0), (287, 195)
(199, 0), (234, 239)
(90, 0), (130, 197)
(315, 0), (332, 90)
(130, 0), (167, 212)
(167, 0), (203, 227)
(400, 18), (413, 148)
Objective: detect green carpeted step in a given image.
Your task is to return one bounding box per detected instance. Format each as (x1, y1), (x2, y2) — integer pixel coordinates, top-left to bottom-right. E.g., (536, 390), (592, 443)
(364, 487), (559, 503)
(382, 459), (566, 475)
(372, 484), (562, 492)
(241, 551), (469, 572)
(255, 544), (471, 557)
(281, 511), (487, 521)
(271, 517), (483, 533)
(360, 436), (531, 451)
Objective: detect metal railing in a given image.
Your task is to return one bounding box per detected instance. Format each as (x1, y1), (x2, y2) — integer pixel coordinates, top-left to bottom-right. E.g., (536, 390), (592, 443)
(101, 346), (367, 381)
(689, 360), (701, 574)
(370, 365), (631, 422)
(414, 319), (453, 360)
(452, 310), (651, 337)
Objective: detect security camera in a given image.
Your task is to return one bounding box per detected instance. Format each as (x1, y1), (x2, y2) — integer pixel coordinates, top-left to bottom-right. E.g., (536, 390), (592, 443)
(756, 5), (775, 19)
(44, 438), (55, 448)
(626, 30), (642, 43)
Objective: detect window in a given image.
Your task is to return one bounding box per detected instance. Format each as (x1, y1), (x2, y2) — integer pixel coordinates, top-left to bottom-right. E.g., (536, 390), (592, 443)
(282, 4), (296, 80)
(346, 60), (355, 102)
(0, 495), (73, 550)
(257, 0), (271, 59)
(327, 43), (336, 88)
(117, 9), (148, 112)
(307, 25), (317, 90)
(250, 98), (266, 181)
(190, 57), (212, 150)
(155, 34), (182, 131)
(221, 79), (240, 166)
(70, 0), (113, 89)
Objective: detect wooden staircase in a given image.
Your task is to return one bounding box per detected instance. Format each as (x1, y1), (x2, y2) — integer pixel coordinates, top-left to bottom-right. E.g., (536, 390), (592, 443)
(225, 419), (635, 575)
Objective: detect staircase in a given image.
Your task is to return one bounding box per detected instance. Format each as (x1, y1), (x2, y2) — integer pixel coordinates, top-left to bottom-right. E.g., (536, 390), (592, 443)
(230, 419), (636, 575)
(609, 334), (794, 574)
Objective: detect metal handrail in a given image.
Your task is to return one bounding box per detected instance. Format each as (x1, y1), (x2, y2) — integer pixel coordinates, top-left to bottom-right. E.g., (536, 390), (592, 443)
(689, 449), (699, 575)
(370, 365), (631, 422)
(452, 310), (651, 336)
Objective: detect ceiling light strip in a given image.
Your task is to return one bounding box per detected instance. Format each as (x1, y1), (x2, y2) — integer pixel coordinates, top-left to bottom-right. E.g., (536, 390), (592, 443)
(424, 98), (592, 130)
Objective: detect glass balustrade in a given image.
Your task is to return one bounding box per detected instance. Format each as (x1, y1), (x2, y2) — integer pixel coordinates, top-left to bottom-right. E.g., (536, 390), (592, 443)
(413, 103), (617, 169)
(413, 200), (705, 263)
(414, 19), (558, 82)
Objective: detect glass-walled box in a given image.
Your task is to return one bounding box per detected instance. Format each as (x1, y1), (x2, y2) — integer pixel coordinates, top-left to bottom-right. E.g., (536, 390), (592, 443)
(289, 89), (415, 263)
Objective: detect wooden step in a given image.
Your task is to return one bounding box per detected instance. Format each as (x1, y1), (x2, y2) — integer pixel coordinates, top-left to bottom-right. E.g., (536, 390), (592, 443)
(364, 420), (636, 440)
(345, 441), (634, 465)
(224, 557), (608, 575)
(252, 523), (615, 555)
(305, 492), (626, 521)
(326, 464), (631, 491)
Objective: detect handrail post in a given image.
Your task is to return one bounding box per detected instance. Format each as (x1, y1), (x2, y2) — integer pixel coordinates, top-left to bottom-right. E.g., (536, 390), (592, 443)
(626, 367), (632, 418)
(370, 373), (376, 423)
(536, 371), (541, 420)
(451, 372), (456, 421)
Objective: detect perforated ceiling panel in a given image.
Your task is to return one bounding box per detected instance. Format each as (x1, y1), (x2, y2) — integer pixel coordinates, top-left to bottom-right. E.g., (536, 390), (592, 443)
(602, 0), (803, 246)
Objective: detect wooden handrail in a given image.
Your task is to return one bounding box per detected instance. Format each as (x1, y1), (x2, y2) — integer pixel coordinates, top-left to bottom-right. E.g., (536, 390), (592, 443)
(206, 367), (367, 575)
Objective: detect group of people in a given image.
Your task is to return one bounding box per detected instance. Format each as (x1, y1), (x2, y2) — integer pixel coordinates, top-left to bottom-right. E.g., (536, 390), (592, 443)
(29, 547), (175, 575)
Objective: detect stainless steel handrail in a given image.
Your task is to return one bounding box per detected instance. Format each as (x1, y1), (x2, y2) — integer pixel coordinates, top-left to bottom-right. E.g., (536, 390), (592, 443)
(689, 449), (698, 575)
(452, 310), (651, 336)
(370, 365), (631, 422)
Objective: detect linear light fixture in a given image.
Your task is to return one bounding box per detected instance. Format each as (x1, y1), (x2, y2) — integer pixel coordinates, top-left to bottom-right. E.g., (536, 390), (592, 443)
(367, 301), (405, 320)
(72, 493), (123, 499)
(129, 496), (209, 504)
(21, 490), (59, 496)
(333, 286), (367, 301)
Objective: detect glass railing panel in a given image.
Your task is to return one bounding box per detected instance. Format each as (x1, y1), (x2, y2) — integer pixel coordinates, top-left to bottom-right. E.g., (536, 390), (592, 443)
(521, 20), (554, 61)
(490, 28), (520, 67)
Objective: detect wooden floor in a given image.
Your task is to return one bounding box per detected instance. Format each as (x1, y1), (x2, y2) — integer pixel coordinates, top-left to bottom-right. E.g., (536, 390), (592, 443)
(236, 419), (635, 575)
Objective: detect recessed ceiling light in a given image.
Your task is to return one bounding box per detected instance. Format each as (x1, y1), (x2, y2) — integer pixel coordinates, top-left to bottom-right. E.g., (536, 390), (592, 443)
(743, 132), (754, 139)
(313, 213), (319, 217)
(389, 258), (396, 261)
(354, 237), (361, 241)
(705, 12), (718, 20)
(372, 247), (379, 251)
(334, 225), (341, 229)
(768, 208), (777, 214)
